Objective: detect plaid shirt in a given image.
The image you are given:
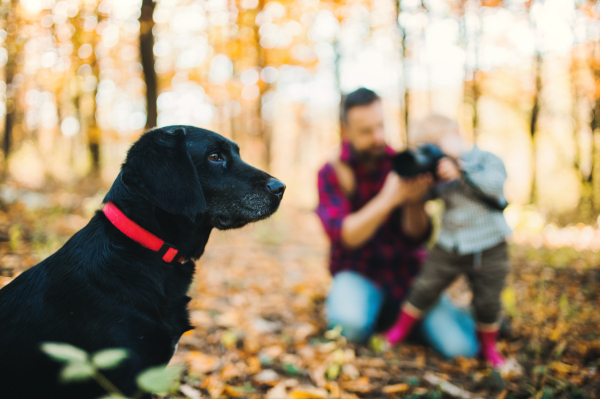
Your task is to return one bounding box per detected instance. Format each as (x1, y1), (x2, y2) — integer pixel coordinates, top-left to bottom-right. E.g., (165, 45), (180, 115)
(434, 145), (512, 254)
(316, 142), (430, 301)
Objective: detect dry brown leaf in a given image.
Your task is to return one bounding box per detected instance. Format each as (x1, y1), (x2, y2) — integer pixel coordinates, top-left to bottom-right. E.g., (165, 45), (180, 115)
(325, 381), (341, 399)
(340, 376), (374, 393)
(423, 372), (483, 399)
(381, 383), (410, 394)
(201, 374), (224, 399)
(415, 353), (426, 369)
(289, 385), (329, 399)
(246, 356), (262, 374)
(551, 361), (577, 375)
(455, 356), (479, 374)
(353, 357), (386, 368)
(266, 382), (288, 399)
(222, 384), (244, 397)
(361, 367), (389, 378)
(261, 345), (285, 360)
(310, 362), (328, 387)
(179, 384), (202, 399)
(191, 310), (215, 328)
(294, 323), (316, 341)
(253, 369), (280, 385)
(340, 364), (359, 380)
(221, 363), (244, 381)
(186, 351), (221, 375)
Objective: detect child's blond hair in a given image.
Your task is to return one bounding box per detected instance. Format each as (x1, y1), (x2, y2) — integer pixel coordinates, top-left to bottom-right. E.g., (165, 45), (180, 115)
(409, 114), (460, 146)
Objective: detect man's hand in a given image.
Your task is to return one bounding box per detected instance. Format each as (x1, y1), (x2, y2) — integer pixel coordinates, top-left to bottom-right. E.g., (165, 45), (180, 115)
(379, 172), (433, 208)
(378, 172), (406, 208)
(437, 157), (461, 182)
(401, 173), (433, 204)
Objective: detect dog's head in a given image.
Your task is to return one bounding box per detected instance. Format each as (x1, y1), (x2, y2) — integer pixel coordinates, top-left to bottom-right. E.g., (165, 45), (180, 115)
(117, 126), (285, 230)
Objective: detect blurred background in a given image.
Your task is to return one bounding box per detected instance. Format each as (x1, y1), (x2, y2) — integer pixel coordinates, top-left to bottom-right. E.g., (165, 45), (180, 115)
(2, 0), (600, 224)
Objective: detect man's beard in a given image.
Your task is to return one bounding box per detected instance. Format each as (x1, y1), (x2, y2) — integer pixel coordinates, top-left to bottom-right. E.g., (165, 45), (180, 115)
(352, 144), (386, 163)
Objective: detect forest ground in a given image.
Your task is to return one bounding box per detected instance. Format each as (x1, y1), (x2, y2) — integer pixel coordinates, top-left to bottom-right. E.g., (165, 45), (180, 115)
(0, 186), (598, 399)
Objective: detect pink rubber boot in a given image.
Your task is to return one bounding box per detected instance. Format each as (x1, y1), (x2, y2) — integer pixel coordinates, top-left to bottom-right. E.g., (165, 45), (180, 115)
(385, 309), (420, 345)
(478, 329), (506, 368)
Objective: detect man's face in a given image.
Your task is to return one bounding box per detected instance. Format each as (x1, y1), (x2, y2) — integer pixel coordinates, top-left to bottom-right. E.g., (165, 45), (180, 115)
(342, 100), (386, 161)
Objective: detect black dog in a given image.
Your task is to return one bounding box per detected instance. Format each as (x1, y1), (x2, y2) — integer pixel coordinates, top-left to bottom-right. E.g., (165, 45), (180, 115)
(0, 126), (285, 398)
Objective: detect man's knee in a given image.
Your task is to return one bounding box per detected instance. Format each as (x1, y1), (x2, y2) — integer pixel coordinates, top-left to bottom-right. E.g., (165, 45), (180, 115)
(326, 271), (383, 343)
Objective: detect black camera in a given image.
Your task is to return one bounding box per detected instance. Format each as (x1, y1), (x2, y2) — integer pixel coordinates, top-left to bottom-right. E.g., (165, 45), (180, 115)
(391, 144), (445, 179)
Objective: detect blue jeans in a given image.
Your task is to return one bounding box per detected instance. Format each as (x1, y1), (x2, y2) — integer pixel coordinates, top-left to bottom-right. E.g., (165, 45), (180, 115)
(326, 271), (479, 358)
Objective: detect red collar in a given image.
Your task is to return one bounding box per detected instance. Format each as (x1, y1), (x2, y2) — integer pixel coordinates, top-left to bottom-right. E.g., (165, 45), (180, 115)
(102, 202), (186, 264)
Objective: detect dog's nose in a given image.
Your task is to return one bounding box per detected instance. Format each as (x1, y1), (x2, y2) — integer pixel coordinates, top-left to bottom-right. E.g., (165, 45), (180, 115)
(267, 179), (286, 199)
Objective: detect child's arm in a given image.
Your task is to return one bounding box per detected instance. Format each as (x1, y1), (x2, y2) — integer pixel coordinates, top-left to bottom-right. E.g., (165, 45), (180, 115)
(459, 152), (508, 210)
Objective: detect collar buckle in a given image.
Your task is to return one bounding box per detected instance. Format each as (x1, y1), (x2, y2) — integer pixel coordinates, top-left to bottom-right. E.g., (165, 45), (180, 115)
(157, 242), (179, 263)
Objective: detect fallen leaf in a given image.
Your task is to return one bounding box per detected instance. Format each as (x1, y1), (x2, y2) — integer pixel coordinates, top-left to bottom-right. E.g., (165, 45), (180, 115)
(340, 376), (374, 393)
(289, 385), (329, 399)
(253, 369), (280, 385)
(361, 367), (389, 378)
(185, 351), (221, 375)
(180, 384), (202, 399)
(246, 356), (262, 374)
(325, 381), (341, 398)
(551, 361), (577, 375)
(191, 310), (214, 328)
(201, 374), (224, 399)
(222, 384), (243, 397)
(353, 357), (386, 368)
(423, 372), (483, 399)
(221, 363), (244, 381)
(340, 363), (359, 380)
(381, 383), (410, 394)
(266, 382), (288, 399)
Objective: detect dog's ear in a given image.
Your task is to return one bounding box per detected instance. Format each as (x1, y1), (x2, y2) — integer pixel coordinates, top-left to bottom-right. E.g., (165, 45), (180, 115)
(121, 127), (206, 222)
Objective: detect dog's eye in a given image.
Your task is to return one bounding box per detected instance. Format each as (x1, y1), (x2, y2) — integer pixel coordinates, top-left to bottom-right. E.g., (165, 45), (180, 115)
(208, 153), (224, 162)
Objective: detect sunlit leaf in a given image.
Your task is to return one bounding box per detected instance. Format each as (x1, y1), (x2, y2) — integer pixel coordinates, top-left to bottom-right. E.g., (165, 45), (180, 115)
(41, 342), (88, 364)
(137, 364), (182, 393)
(60, 362), (95, 382)
(92, 348), (129, 369)
(324, 325), (342, 340)
(325, 363), (340, 380)
(559, 293), (569, 317)
(501, 287), (518, 318)
(382, 383), (410, 394)
(221, 330), (238, 348)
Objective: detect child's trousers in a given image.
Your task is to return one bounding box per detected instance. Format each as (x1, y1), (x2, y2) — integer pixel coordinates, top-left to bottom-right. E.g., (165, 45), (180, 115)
(406, 241), (509, 324)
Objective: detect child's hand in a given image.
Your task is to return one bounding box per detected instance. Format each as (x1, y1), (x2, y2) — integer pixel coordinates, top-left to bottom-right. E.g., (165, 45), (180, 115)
(437, 158), (461, 182)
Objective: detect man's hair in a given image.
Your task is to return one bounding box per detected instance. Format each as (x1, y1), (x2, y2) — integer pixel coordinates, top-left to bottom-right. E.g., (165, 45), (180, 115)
(341, 87), (381, 124)
(409, 114), (460, 145)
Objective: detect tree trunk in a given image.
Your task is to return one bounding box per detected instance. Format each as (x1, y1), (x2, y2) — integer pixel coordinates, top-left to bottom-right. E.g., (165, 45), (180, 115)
(3, 0), (19, 165)
(253, 0), (270, 170)
(529, 51), (543, 205)
(396, 1), (409, 144)
(139, 0), (158, 130)
(88, 37), (101, 174)
(590, 39), (600, 213)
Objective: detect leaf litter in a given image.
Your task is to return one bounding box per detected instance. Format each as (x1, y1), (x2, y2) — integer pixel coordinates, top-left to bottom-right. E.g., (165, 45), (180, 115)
(1, 192), (599, 398)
